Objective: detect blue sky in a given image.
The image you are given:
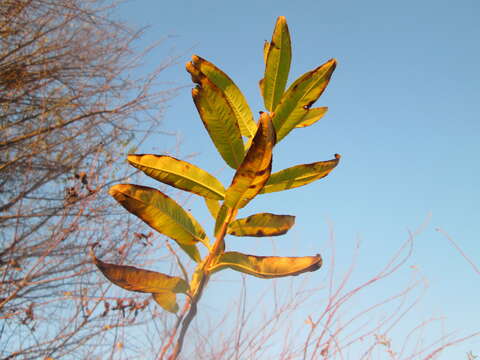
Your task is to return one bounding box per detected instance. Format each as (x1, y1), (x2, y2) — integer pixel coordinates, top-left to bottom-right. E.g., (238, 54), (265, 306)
(117, 0), (479, 357)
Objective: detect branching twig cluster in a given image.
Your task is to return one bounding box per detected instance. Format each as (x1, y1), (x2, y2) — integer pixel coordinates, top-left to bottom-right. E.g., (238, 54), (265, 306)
(0, 0), (177, 358)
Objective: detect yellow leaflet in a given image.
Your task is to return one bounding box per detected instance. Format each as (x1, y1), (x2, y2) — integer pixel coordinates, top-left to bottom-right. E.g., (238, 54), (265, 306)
(128, 154), (225, 200)
(224, 112), (275, 209)
(209, 251), (322, 279)
(228, 212), (295, 237)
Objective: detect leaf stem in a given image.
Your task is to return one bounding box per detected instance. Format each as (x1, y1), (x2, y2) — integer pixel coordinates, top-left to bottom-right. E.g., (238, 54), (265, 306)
(210, 206), (237, 257)
(167, 205), (237, 359)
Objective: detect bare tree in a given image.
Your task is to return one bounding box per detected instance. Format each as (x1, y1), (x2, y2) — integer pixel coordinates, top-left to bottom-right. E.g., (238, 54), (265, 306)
(0, 0), (177, 358)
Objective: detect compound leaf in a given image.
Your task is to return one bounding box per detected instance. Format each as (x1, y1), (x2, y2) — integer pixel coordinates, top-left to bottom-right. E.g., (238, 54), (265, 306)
(109, 184), (208, 262)
(128, 154), (225, 200)
(260, 154), (340, 194)
(209, 252), (322, 279)
(228, 213), (295, 237)
(224, 112), (275, 209)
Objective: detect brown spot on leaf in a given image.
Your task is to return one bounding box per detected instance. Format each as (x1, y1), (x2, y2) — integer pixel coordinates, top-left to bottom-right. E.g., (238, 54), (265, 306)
(303, 100), (315, 109)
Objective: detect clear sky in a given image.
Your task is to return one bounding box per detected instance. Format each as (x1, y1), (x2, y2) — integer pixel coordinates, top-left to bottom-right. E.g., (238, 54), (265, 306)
(116, 0), (479, 358)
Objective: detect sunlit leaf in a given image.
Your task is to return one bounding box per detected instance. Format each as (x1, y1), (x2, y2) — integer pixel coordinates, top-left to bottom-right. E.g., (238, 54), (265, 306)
(260, 154), (340, 194)
(261, 16), (292, 112)
(204, 198), (221, 219)
(92, 253), (189, 293)
(187, 60), (245, 169)
(177, 243), (202, 263)
(263, 40), (270, 64)
(209, 251), (322, 279)
(273, 59), (336, 142)
(294, 107), (328, 128)
(109, 184), (208, 262)
(189, 258), (208, 296)
(228, 213), (295, 237)
(92, 252), (187, 313)
(258, 40), (270, 95)
(128, 154), (225, 200)
(191, 56), (256, 139)
(214, 203), (229, 238)
(224, 112), (275, 209)
(152, 292), (179, 313)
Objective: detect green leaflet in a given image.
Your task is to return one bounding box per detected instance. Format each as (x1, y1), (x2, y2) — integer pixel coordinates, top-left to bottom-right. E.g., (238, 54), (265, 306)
(209, 251), (322, 279)
(273, 59), (336, 142)
(92, 253), (188, 313)
(260, 154), (340, 194)
(261, 16), (292, 112)
(187, 60), (245, 169)
(228, 213), (295, 237)
(109, 184), (209, 262)
(294, 107), (328, 128)
(191, 56), (256, 139)
(128, 154), (225, 200)
(224, 112), (276, 209)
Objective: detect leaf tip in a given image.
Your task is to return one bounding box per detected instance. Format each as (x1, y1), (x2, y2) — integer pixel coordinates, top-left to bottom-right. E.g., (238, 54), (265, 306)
(276, 16), (287, 25)
(328, 58), (338, 70)
(310, 254), (323, 272)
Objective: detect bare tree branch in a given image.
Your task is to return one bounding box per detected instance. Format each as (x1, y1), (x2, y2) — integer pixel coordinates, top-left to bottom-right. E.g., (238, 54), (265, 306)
(0, 0), (178, 358)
